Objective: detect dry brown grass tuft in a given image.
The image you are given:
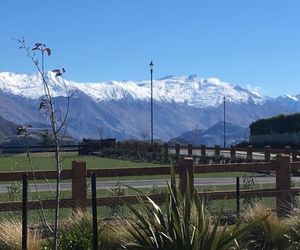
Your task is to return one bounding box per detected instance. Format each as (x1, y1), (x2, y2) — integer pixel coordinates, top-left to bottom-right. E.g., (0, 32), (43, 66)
(240, 203), (290, 249)
(0, 219), (43, 250)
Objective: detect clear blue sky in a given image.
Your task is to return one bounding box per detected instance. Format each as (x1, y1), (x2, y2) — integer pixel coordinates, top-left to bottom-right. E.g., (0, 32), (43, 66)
(1, 0), (300, 97)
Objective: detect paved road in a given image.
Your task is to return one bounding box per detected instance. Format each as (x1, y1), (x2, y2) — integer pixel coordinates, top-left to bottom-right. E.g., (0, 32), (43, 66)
(2, 176), (300, 193)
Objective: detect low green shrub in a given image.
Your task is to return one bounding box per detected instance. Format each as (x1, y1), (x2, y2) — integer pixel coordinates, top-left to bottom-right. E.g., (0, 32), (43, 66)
(59, 211), (94, 249)
(122, 166), (267, 250)
(58, 210), (123, 250)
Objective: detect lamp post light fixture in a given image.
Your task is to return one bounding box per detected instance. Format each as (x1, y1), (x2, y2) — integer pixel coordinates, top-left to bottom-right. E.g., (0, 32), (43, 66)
(223, 96), (226, 148)
(149, 61), (154, 149)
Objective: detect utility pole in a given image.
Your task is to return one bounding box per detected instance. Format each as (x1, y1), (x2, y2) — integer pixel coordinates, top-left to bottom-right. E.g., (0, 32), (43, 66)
(223, 96), (226, 148)
(149, 61), (154, 149)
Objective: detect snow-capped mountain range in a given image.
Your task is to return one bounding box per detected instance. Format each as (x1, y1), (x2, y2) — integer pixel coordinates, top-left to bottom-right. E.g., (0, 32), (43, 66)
(0, 71), (300, 144)
(0, 72), (266, 107)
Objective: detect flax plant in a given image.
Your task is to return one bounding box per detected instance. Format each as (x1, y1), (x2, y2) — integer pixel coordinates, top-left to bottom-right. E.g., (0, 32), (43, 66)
(123, 166), (267, 250)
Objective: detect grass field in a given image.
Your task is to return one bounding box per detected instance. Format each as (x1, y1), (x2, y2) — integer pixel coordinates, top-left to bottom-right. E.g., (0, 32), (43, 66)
(0, 182), (277, 202)
(0, 152), (157, 171)
(0, 182), (281, 223)
(0, 152), (257, 180)
(0, 152), (276, 220)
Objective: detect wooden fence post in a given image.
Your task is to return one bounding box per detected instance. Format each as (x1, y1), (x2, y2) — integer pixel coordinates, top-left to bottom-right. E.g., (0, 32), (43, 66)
(188, 143), (193, 156)
(215, 145), (220, 160)
(126, 142), (130, 156)
(264, 146), (271, 161)
(116, 141), (120, 155)
(201, 145), (206, 157)
(153, 143), (158, 160)
(72, 161), (87, 211)
(134, 142), (138, 155)
(143, 142), (148, 159)
(275, 154), (292, 216)
(164, 143), (169, 163)
(230, 146), (236, 161)
(175, 143), (180, 159)
(178, 158), (194, 195)
(292, 150), (298, 162)
(284, 146), (291, 155)
(247, 145), (253, 161)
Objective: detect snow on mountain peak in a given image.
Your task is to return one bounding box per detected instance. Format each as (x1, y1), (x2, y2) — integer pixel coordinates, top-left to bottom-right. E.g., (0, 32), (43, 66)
(0, 71), (75, 99)
(0, 71), (267, 108)
(285, 94), (298, 101)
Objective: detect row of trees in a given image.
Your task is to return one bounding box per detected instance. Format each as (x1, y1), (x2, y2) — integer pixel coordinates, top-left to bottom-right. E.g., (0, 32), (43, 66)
(250, 113), (300, 135)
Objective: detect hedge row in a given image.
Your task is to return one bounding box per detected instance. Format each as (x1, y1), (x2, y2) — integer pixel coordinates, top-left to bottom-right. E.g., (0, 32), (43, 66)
(250, 113), (300, 135)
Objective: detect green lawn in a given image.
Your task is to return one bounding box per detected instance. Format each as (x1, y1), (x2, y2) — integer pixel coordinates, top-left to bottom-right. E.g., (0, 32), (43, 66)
(0, 182), (279, 203)
(0, 153), (259, 180)
(0, 182), (283, 222)
(0, 152), (157, 171)
(0, 153), (292, 225)
(0, 152), (270, 217)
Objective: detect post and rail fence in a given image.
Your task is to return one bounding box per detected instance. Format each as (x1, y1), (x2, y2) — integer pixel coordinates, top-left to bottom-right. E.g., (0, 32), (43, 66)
(98, 142), (300, 163)
(1, 141), (300, 165)
(0, 154), (299, 216)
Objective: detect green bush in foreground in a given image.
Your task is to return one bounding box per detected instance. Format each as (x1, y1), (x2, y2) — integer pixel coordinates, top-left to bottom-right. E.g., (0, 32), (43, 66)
(58, 210), (122, 250)
(123, 167), (267, 250)
(59, 211), (93, 249)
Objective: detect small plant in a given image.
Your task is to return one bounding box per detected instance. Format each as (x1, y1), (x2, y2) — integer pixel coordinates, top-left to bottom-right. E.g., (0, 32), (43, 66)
(242, 175), (261, 208)
(7, 180), (21, 201)
(7, 165), (21, 202)
(108, 182), (128, 217)
(148, 184), (163, 195)
(59, 211), (95, 250)
(202, 185), (216, 212)
(58, 210), (122, 250)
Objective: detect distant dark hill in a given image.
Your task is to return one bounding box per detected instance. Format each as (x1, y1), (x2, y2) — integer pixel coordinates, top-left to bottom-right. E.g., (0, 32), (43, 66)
(1, 133), (78, 147)
(0, 118), (78, 147)
(169, 122), (249, 146)
(0, 115), (16, 142)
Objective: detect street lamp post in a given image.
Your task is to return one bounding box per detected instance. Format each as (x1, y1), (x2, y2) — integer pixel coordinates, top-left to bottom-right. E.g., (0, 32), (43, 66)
(223, 96), (226, 148)
(149, 61), (154, 149)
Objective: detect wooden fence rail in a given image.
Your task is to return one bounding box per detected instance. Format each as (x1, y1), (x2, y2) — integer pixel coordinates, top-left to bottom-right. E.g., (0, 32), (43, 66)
(2, 142), (300, 163)
(0, 154), (299, 216)
(103, 143), (300, 163)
